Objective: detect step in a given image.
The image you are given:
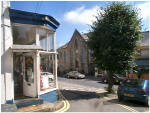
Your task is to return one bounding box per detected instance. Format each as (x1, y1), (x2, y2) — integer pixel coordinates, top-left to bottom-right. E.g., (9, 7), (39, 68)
(15, 98), (43, 108)
(1, 104), (18, 112)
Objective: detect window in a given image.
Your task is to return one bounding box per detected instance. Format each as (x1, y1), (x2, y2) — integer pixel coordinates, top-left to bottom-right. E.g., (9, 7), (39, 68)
(70, 49), (73, 65)
(57, 55), (59, 60)
(75, 39), (78, 49)
(60, 52), (62, 58)
(40, 54), (56, 90)
(64, 51), (66, 63)
(141, 49), (148, 56)
(25, 57), (34, 83)
(12, 25), (55, 52)
(49, 35), (54, 51)
(40, 34), (54, 51)
(81, 48), (84, 63)
(75, 60), (78, 68)
(123, 79), (145, 88)
(12, 25), (36, 45)
(40, 38), (47, 50)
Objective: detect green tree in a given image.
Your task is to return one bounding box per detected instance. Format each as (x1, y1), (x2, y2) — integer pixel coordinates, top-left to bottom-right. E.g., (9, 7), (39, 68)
(88, 2), (143, 93)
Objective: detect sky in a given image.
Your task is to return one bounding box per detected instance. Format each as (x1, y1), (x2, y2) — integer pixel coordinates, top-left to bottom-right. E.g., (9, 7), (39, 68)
(10, 1), (150, 48)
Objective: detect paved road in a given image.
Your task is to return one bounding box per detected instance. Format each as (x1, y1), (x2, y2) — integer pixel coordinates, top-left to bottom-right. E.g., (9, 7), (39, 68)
(58, 76), (149, 112)
(58, 75), (114, 89)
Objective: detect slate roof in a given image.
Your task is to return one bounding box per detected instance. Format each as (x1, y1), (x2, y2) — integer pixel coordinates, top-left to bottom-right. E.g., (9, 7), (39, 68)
(9, 8), (60, 31)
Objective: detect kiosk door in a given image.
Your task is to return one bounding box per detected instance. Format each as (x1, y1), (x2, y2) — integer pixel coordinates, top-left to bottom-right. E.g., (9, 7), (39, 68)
(23, 53), (37, 97)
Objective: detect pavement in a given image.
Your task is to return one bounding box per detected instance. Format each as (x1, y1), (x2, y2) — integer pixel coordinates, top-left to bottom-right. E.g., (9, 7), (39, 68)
(17, 100), (64, 112)
(1, 92), (66, 112)
(1, 101), (64, 112)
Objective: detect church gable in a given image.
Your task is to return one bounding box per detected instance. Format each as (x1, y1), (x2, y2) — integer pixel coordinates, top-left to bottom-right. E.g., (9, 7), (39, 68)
(68, 29), (86, 49)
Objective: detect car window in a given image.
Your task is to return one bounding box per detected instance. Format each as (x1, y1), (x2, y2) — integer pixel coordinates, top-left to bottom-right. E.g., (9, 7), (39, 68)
(74, 72), (78, 74)
(123, 79), (145, 87)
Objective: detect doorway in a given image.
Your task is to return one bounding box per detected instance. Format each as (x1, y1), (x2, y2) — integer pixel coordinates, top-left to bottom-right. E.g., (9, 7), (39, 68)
(13, 53), (24, 99)
(13, 52), (37, 100)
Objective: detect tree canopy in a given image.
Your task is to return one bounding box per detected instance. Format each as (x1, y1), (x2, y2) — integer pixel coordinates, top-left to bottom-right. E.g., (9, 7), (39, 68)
(88, 2), (143, 74)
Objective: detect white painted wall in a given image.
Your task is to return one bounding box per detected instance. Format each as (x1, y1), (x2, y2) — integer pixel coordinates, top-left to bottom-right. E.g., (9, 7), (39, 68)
(1, 1), (14, 104)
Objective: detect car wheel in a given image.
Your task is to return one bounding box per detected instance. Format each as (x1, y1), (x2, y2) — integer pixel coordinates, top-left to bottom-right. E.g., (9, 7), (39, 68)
(104, 80), (107, 83)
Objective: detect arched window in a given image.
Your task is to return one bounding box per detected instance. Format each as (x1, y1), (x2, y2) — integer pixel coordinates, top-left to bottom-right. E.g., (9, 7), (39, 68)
(81, 48), (84, 63)
(64, 51), (66, 63)
(75, 39), (78, 49)
(70, 49), (73, 65)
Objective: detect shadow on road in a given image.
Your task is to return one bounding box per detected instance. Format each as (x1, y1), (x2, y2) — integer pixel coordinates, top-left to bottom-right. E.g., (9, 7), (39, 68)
(104, 98), (148, 108)
(60, 89), (108, 101)
(58, 75), (67, 78)
(84, 76), (102, 82)
(121, 100), (147, 107)
(61, 89), (148, 108)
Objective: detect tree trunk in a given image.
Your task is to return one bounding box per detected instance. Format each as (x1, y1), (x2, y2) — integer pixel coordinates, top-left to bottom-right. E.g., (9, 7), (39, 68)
(107, 71), (114, 93)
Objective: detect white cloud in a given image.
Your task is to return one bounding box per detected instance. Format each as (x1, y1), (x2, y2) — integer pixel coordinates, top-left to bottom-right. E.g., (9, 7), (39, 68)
(64, 6), (101, 25)
(136, 2), (150, 20)
(64, 3), (149, 28)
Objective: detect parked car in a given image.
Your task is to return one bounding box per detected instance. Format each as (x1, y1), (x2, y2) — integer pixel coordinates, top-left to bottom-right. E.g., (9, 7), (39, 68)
(101, 73), (126, 84)
(66, 71), (85, 79)
(117, 78), (149, 106)
(41, 72), (54, 81)
(113, 74), (127, 84)
(101, 72), (108, 83)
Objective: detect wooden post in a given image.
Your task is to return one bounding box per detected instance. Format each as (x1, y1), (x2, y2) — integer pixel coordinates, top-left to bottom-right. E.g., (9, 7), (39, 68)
(55, 53), (58, 88)
(36, 50), (40, 97)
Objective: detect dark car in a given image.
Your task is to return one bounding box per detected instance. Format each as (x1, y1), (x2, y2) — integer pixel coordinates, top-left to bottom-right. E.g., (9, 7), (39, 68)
(101, 73), (126, 84)
(117, 78), (149, 106)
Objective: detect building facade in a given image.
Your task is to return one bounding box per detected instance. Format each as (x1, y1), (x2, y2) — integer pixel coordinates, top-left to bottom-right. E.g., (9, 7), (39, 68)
(1, 1), (60, 104)
(135, 31), (149, 79)
(57, 29), (94, 75)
